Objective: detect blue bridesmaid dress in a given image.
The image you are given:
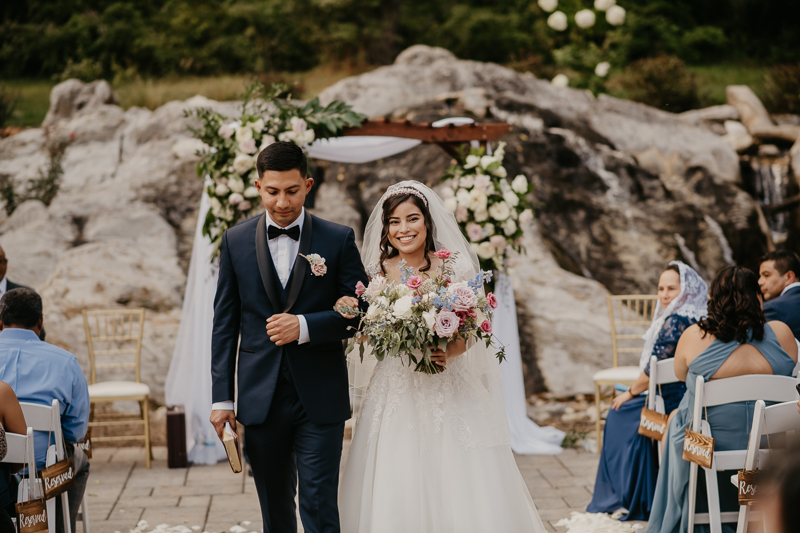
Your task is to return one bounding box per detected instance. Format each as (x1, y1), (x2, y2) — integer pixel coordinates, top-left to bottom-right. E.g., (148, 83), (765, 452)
(645, 324), (795, 533)
(587, 314), (692, 521)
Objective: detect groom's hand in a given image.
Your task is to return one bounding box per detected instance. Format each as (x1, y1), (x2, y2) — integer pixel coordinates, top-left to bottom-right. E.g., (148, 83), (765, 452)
(210, 409), (237, 442)
(266, 314), (300, 346)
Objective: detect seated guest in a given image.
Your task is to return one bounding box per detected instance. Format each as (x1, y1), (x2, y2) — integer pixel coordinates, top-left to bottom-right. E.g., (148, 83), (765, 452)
(0, 245), (45, 341)
(0, 382), (26, 531)
(759, 443), (800, 533)
(646, 266), (798, 533)
(587, 261), (707, 521)
(0, 288), (90, 533)
(759, 250), (800, 339)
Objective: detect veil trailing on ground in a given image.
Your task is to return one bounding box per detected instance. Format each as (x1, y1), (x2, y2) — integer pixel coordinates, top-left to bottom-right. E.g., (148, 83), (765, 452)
(349, 180), (510, 446)
(639, 260), (708, 370)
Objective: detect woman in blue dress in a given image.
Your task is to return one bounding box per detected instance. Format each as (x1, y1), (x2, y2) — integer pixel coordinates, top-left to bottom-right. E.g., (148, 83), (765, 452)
(646, 266), (798, 533)
(588, 261), (708, 521)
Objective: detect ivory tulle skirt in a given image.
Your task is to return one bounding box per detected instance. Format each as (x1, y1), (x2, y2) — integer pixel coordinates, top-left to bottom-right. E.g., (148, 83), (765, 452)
(340, 355), (546, 533)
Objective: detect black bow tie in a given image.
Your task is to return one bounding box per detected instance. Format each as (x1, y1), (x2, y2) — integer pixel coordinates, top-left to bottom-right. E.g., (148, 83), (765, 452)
(268, 225), (301, 241)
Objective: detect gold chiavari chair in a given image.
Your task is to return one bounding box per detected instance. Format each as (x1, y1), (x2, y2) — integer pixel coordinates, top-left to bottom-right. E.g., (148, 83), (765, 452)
(82, 308), (152, 468)
(593, 294), (658, 453)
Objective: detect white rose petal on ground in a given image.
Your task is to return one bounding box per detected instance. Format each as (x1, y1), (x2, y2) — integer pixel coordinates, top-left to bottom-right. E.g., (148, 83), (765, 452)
(606, 5), (626, 25)
(547, 11), (568, 31)
(595, 61), (611, 77)
(575, 9), (596, 28)
(537, 0), (558, 13)
(551, 74), (569, 88)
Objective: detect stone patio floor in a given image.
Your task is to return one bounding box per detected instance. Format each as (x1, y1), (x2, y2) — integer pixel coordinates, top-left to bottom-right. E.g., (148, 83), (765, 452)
(80, 440), (608, 533)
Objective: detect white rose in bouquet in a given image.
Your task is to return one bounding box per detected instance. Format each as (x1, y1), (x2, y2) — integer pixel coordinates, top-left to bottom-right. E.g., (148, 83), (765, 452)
(422, 311), (437, 332)
(595, 61), (611, 77)
(547, 11), (568, 31)
(235, 125), (253, 143)
(519, 209), (534, 225)
(503, 191), (520, 207)
(511, 175), (528, 194)
(239, 138), (257, 154)
(538, 0), (558, 13)
(477, 241), (496, 259)
(464, 155), (481, 169)
(594, 0), (615, 10)
(474, 207), (489, 222)
(606, 5), (626, 25)
(244, 186), (260, 199)
(228, 192), (244, 205)
(233, 153), (255, 175)
(456, 188), (472, 207)
(215, 183), (230, 196)
(444, 197), (458, 213)
(474, 174), (491, 191)
(228, 176), (245, 193)
(489, 201), (511, 221)
(440, 186), (455, 199)
(469, 188), (488, 211)
(575, 9), (596, 28)
(291, 117), (308, 134)
(460, 175), (475, 189)
(366, 276), (388, 298)
(392, 295), (414, 319)
(250, 118), (265, 134)
(551, 74), (569, 88)
(218, 124), (234, 139)
(502, 218), (517, 236)
(366, 299), (386, 320)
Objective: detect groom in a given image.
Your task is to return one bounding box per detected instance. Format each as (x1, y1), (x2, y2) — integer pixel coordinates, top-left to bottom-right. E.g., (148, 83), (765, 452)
(210, 141), (367, 533)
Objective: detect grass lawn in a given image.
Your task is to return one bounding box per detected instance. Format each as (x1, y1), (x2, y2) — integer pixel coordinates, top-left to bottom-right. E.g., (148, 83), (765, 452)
(688, 63), (770, 105)
(3, 63), (371, 128)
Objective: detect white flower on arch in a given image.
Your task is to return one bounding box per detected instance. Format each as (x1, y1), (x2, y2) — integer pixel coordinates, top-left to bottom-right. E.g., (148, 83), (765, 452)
(551, 74), (569, 88)
(537, 0), (558, 13)
(606, 5), (626, 25)
(594, 0), (615, 11)
(575, 9), (596, 29)
(547, 11), (568, 31)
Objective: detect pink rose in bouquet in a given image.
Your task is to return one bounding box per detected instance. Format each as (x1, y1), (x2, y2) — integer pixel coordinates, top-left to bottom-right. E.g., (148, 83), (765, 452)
(434, 249), (452, 260)
(480, 320), (492, 333)
(355, 280), (366, 297)
(434, 310), (459, 338)
(487, 292), (498, 309)
(365, 276), (387, 298)
(406, 275), (424, 290)
(449, 282), (478, 312)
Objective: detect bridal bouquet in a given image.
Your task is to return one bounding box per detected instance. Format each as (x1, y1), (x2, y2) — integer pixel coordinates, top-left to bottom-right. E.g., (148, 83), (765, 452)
(186, 82), (365, 259)
(441, 142), (534, 286)
(344, 250), (503, 374)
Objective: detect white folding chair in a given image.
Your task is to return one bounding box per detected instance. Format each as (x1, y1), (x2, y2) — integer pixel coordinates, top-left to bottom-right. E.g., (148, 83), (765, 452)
(19, 400), (91, 533)
(734, 399), (800, 533)
(3, 427), (37, 533)
(687, 374), (799, 533)
(646, 355), (679, 463)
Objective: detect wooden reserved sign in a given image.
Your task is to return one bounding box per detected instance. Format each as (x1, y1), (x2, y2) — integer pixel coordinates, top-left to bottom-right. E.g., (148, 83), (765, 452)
(737, 470), (762, 505)
(15, 498), (48, 533)
(40, 457), (77, 500)
(638, 407), (669, 441)
(682, 429), (715, 469)
(75, 430), (92, 459)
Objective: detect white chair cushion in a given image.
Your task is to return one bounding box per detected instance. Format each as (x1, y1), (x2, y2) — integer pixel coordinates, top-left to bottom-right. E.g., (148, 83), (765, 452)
(593, 365), (641, 382)
(89, 381), (150, 398)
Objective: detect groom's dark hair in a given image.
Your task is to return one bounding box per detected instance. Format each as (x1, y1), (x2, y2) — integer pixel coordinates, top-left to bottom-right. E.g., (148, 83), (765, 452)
(257, 141), (308, 179)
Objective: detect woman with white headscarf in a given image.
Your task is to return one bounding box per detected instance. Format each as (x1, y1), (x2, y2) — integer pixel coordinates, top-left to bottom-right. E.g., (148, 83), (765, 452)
(586, 261), (707, 521)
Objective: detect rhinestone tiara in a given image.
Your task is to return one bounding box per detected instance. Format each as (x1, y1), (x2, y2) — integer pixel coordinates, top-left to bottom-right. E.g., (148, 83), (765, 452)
(385, 186), (428, 206)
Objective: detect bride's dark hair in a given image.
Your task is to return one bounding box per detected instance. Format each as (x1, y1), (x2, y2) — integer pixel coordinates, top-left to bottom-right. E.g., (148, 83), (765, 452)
(698, 266), (765, 343)
(378, 193), (436, 276)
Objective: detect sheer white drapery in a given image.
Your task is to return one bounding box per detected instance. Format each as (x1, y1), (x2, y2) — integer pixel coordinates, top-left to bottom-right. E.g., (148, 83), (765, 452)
(494, 273), (566, 455)
(164, 192), (227, 464)
(307, 136), (421, 163)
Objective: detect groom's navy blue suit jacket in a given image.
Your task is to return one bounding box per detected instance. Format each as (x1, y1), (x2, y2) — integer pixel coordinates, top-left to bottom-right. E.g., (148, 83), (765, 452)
(211, 210), (367, 426)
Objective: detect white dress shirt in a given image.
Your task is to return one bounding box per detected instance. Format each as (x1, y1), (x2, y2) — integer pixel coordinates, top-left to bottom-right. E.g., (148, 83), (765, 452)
(212, 209), (310, 411)
(781, 282), (800, 296)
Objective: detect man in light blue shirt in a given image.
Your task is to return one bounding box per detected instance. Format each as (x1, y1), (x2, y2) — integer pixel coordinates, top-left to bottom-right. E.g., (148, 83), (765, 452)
(0, 288), (90, 533)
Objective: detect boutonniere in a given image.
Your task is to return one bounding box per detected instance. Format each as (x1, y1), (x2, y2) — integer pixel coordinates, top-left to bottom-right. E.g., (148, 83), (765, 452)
(300, 253), (327, 276)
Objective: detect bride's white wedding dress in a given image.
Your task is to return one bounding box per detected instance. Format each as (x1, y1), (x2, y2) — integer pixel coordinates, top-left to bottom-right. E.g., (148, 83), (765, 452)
(339, 181), (547, 533)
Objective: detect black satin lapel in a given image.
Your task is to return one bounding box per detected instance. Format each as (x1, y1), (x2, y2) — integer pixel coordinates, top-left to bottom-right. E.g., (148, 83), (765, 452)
(283, 210), (312, 312)
(254, 214), (280, 311)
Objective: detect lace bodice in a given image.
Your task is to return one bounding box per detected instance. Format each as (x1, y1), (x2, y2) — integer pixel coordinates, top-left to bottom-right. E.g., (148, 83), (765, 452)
(643, 314), (694, 376)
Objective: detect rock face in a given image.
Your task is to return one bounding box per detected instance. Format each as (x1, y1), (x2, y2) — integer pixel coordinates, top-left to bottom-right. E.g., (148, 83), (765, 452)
(0, 47), (777, 398)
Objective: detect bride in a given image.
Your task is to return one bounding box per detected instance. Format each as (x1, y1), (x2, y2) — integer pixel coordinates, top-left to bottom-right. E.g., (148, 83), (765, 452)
(335, 181), (547, 532)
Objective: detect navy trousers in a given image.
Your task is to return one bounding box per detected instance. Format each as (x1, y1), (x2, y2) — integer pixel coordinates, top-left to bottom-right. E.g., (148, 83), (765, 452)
(245, 362), (344, 533)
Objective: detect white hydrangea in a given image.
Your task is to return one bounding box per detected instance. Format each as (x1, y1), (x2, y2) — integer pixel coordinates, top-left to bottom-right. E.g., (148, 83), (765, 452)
(488, 201), (511, 221)
(243, 186), (260, 199)
(511, 175), (528, 194)
(551, 74), (569, 88)
(537, 0), (558, 13)
(595, 61), (611, 77)
(228, 176), (245, 194)
(232, 153), (255, 175)
(547, 11), (568, 31)
(594, 0), (615, 10)
(606, 5), (626, 25)
(575, 9), (596, 29)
